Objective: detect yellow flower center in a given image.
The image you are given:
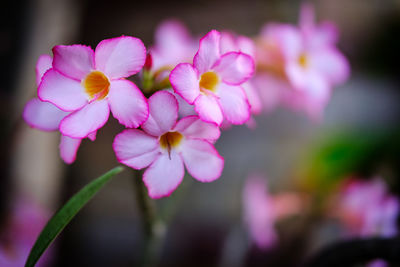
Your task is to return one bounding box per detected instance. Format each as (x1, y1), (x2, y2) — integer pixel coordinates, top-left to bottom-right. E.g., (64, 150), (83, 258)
(83, 71), (110, 100)
(199, 71), (219, 92)
(159, 131), (183, 158)
(298, 53), (309, 69)
(159, 131), (183, 150)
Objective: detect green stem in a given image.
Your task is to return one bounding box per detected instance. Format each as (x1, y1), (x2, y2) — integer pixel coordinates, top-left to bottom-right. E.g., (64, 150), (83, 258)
(133, 170), (166, 267)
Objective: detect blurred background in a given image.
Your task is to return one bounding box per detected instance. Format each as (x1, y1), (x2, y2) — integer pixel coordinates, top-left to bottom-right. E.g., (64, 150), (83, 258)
(2, 0), (400, 266)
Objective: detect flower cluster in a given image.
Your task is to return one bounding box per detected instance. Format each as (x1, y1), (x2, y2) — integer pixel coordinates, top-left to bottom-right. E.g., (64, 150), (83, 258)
(23, 4), (349, 198)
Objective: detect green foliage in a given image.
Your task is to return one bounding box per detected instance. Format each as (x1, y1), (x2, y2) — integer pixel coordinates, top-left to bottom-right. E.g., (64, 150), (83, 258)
(300, 129), (400, 193)
(25, 166), (124, 267)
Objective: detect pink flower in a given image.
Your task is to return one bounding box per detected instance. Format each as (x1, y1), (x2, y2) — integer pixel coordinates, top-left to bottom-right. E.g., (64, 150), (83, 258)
(243, 174), (303, 249)
(334, 178), (399, 238)
(23, 55), (95, 164)
(0, 197), (52, 267)
(282, 13), (349, 93)
(151, 19), (197, 72)
(38, 36), (149, 139)
(170, 30), (255, 126)
(254, 4), (350, 120)
(113, 91), (224, 199)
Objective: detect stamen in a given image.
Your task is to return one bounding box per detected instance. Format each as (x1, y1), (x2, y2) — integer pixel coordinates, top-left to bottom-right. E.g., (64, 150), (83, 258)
(159, 131), (183, 158)
(199, 71), (219, 92)
(83, 71), (110, 100)
(298, 53), (309, 69)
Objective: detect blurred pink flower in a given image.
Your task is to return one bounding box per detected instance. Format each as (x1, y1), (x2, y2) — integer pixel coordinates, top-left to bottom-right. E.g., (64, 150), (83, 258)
(170, 30), (255, 126)
(23, 54), (96, 164)
(243, 174), (303, 249)
(332, 178), (398, 267)
(334, 178), (399, 238)
(0, 197), (52, 267)
(254, 3), (350, 120)
(150, 19), (198, 72)
(38, 36), (149, 138)
(113, 91), (224, 199)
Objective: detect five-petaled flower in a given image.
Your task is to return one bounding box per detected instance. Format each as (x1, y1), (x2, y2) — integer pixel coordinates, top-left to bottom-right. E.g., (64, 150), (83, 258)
(113, 91), (224, 198)
(170, 30), (255, 126)
(38, 36), (149, 139)
(23, 54), (96, 164)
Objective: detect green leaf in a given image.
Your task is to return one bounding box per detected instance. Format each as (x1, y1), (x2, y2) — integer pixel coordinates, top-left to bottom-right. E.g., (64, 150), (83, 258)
(25, 166), (124, 267)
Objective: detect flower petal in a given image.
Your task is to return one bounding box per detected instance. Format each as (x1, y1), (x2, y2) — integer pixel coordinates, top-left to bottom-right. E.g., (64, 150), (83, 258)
(152, 19), (196, 70)
(60, 100), (109, 138)
(172, 91), (197, 118)
(108, 79), (149, 128)
(170, 63), (200, 104)
(285, 62), (307, 89)
(193, 30), (221, 73)
(59, 135), (82, 164)
(220, 32), (237, 54)
(23, 98), (68, 131)
(181, 139), (224, 182)
(242, 81), (262, 115)
(88, 131), (97, 141)
(213, 52), (254, 85)
(52, 44), (94, 80)
(35, 54), (52, 86)
(113, 129), (159, 169)
(143, 151), (184, 199)
(194, 94), (223, 125)
(243, 175), (278, 249)
(311, 47), (350, 85)
(173, 116), (220, 142)
(38, 69), (87, 111)
(95, 36), (146, 79)
(237, 36), (256, 58)
(142, 91), (178, 136)
(218, 83), (251, 124)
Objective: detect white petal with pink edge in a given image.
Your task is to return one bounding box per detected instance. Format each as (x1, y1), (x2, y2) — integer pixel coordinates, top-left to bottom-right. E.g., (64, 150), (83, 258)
(237, 36), (256, 58)
(108, 79), (148, 128)
(143, 151), (185, 199)
(59, 135), (82, 164)
(181, 139), (224, 182)
(173, 116), (220, 142)
(170, 63), (200, 104)
(38, 69), (87, 111)
(193, 30), (221, 73)
(113, 129), (159, 169)
(142, 91), (178, 136)
(218, 83), (251, 124)
(95, 36), (146, 79)
(23, 98), (68, 131)
(35, 54), (52, 86)
(60, 100), (109, 138)
(194, 94), (223, 125)
(52, 45), (94, 80)
(213, 52), (254, 85)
